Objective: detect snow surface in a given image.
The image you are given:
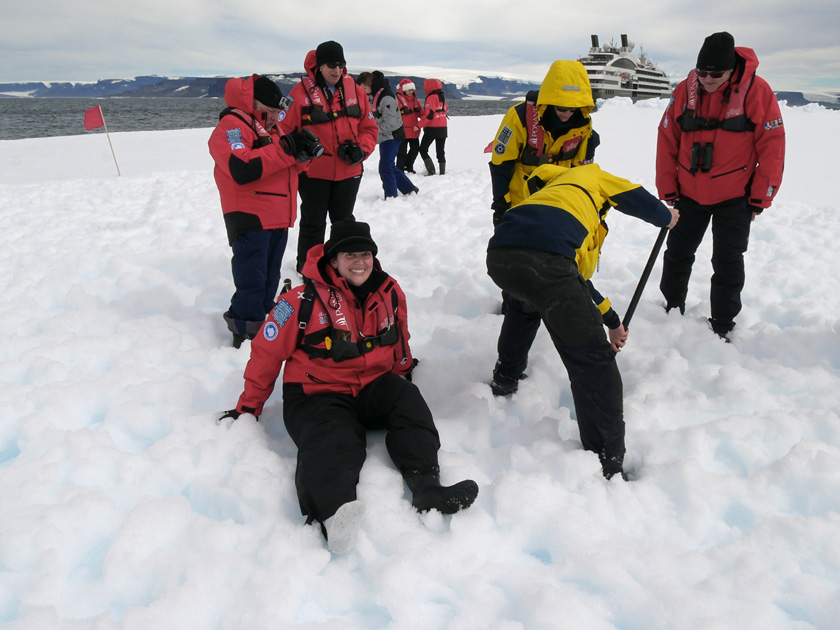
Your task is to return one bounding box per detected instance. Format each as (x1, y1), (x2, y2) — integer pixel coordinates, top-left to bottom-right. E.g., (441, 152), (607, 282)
(1, 98), (839, 629)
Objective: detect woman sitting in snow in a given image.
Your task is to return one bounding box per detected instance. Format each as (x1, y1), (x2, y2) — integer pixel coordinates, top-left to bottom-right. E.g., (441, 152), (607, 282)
(220, 218), (478, 553)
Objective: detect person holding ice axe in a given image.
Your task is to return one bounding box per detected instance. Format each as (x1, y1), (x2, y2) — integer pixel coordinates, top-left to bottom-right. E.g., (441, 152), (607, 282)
(486, 163), (678, 480)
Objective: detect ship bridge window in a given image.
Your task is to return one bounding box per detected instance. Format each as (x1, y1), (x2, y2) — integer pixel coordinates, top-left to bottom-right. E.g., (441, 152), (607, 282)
(612, 58), (636, 70)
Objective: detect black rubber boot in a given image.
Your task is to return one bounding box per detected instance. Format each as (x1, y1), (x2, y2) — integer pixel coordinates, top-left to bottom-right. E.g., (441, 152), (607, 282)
(422, 156), (436, 175)
(490, 360), (527, 396)
(438, 161), (446, 175)
(406, 473), (478, 514)
(599, 451), (627, 481)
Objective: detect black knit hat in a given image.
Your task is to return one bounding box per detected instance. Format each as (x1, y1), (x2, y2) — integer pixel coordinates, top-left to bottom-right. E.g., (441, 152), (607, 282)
(696, 32), (736, 71)
(316, 40), (346, 66)
(253, 76), (283, 108)
(325, 218), (378, 259)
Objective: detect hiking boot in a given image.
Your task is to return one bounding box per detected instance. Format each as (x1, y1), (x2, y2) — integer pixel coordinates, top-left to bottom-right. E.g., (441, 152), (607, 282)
(600, 452), (627, 480)
(322, 500), (365, 554)
(490, 361), (527, 397)
(422, 156), (436, 175)
(665, 301), (685, 315)
(232, 332), (247, 349)
(709, 317), (735, 341)
(438, 161), (446, 175)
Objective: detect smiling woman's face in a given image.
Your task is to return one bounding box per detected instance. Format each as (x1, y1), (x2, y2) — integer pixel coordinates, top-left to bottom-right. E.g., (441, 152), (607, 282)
(331, 251), (373, 286)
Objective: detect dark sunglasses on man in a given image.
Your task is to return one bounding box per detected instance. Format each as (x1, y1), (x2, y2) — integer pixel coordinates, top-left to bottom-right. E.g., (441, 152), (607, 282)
(696, 69), (727, 79)
(554, 106), (578, 114)
(324, 61), (346, 70)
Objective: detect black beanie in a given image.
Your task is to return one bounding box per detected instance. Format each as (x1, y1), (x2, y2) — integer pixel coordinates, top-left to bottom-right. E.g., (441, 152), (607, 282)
(325, 218), (378, 259)
(696, 32), (736, 71)
(253, 75), (283, 108)
(316, 40), (346, 66)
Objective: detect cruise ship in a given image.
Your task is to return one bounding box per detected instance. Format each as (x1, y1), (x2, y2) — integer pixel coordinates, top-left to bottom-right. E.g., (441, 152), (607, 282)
(578, 34), (672, 101)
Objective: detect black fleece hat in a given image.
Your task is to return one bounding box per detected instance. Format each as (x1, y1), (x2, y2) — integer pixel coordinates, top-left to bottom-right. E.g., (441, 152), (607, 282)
(316, 40), (346, 66)
(696, 32), (736, 71)
(325, 218), (378, 259)
(253, 76), (283, 108)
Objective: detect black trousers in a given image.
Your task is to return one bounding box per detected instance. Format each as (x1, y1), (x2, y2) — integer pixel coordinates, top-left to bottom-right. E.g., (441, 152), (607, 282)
(419, 128), (447, 164)
(296, 173), (362, 272)
(660, 196), (752, 322)
(397, 138), (420, 171)
(282, 373), (441, 523)
(487, 247), (625, 463)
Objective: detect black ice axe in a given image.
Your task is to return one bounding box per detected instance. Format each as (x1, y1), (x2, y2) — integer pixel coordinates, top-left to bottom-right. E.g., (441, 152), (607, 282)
(621, 227), (669, 330)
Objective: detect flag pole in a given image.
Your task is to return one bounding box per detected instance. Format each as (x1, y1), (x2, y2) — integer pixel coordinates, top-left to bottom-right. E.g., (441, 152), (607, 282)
(98, 105), (121, 176)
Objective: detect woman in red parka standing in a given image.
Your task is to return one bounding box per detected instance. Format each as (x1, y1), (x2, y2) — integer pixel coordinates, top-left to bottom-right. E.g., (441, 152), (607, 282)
(277, 41), (379, 274)
(418, 78), (448, 175)
(395, 78), (424, 173)
(220, 218), (478, 553)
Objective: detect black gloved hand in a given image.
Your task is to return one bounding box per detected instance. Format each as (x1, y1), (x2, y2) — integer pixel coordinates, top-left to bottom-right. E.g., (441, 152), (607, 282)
(217, 409), (240, 424)
(491, 199), (511, 226)
(281, 129), (325, 163)
(216, 406), (258, 425)
(748, 204), (763, 216)
(337, 141), (365, 165)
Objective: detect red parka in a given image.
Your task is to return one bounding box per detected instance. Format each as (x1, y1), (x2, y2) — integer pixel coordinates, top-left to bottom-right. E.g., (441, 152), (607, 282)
(236, 245), (415, 415)
(208, 75), (302, 245)
(277, 50), (379, 182)
(397, 79), (424, 140)
(656, 47), (785, 209)
(422, 79), (448, 129)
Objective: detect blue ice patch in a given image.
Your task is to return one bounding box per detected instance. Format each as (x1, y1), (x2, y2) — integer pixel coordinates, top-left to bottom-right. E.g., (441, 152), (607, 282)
(226, 129), (243, 145)
(273, 299), (295, 328)
(263, 322), (278, 341)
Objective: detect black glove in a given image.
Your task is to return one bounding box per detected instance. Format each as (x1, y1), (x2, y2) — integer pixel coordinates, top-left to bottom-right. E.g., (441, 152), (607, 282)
(491, 199), (511, 226)
(216, 406), (258, 425)
(748, 204), (763, 215)
(337, 141), (365, 165)
(393, 126), (406, 141)
(217, 409), (240, 424)
(280, 129), (325, 163)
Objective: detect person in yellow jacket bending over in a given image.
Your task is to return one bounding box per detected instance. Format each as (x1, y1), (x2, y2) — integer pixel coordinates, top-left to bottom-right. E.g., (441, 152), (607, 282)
(486, 163), (679, 480)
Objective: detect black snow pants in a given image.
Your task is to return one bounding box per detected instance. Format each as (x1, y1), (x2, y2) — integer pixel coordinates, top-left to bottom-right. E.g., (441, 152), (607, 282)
(487, 247), (625, 464)
(659, 195), (753, 322)
(282, 372), (441, 523)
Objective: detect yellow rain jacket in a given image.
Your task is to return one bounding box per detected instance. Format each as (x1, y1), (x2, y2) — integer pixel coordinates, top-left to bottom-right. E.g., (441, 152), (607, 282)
(488, 163), (672, 316)
(490, 60), (598, 206)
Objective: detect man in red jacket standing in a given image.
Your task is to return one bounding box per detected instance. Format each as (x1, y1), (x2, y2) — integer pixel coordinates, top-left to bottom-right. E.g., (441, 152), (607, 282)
(278, 41), (379, 274)
(656, 32), (785, 340)
(209, 74), (323, 347)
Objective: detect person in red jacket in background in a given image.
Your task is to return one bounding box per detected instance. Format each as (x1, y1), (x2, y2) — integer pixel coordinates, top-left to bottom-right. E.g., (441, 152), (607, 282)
(656, 32), (785, 340)
(208, 75), (323, 347)
(277, 41), (379, 274)
(218, 218), (479, 553)
(395, 78), (424, 173)
(418, 78), (448, 175)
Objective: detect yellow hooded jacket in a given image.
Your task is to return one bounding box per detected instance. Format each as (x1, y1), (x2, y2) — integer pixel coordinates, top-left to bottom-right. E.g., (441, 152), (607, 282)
(490, 60), (598, 206)
(488, 163), (672, 316)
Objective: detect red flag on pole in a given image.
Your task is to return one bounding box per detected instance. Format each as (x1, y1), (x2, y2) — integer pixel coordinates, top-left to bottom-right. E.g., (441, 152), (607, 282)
(84, 105), (105, 130)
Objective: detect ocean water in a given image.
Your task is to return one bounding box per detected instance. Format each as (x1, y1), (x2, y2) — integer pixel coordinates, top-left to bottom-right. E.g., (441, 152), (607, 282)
(0, 98), (514, 141)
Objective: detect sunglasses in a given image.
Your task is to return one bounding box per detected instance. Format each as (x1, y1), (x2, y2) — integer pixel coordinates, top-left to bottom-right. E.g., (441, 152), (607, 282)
(696, 69), (727, 79)
(555, 106), (578, 113)
(324, 61), (346, 70)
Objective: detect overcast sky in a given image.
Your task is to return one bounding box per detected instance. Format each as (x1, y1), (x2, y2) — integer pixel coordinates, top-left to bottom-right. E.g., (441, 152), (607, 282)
(2, 0), (838, 93)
